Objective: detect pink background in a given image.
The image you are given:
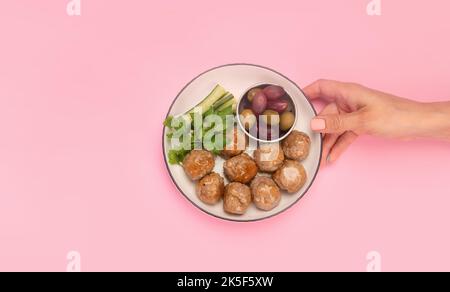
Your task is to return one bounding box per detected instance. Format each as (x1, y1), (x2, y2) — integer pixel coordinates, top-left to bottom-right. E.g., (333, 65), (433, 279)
(0, 0), (449, 272)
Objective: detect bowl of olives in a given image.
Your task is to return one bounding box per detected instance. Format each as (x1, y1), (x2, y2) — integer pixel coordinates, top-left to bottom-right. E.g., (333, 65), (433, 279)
(237, 84), (298, 142)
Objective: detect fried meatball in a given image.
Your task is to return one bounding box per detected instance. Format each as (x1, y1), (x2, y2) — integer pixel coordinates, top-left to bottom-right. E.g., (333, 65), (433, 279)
(272, 160), (307, 193)
(223, 153), (258, 184)
(221, 127), (248, 158)
(281, 130), (311, 161)
(196, 172), (224, 205)
(250, 176), (281, 211)
(254, 143), (284, 172)
(182, 150), (215, 180)
(223, 182), (252, 215)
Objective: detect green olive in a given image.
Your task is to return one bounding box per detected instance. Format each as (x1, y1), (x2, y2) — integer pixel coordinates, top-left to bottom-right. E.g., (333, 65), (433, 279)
(240, 109), (257, 130)
(261, 110), (280, 127)
(280, 111), (295, 131)
(247, 88), (262, 103)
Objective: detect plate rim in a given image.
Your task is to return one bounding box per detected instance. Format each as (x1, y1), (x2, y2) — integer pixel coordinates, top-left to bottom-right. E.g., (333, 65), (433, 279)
(161, 63), (323, 222)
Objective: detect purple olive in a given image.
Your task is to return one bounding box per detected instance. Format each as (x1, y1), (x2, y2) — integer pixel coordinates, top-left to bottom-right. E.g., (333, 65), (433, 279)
(247, 88), (262, 102)
(251, 92), (267, 114)
(267, 100), (288, 113)
(263, 85), (286, 100)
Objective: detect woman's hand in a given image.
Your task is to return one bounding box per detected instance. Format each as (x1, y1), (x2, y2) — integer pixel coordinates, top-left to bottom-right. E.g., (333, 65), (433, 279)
(303, 79), (450, 166)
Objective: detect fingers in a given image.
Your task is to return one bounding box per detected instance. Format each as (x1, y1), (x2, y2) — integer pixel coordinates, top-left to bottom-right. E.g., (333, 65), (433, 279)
(311, 111), (362, 134)
(303, 79), (352, 102)
(320, 133), (340, 167)
(304, 80), (364, 165)
(327, 131), (358, 163)
(318, 102), (339, 115)
(315, 103), (340, 167)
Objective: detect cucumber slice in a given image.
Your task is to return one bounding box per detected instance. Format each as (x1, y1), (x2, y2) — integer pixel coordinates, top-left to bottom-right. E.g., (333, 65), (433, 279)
(212, 93), (233, 110)
(216, 97), (236, 113)
(186, 85), (227, 116)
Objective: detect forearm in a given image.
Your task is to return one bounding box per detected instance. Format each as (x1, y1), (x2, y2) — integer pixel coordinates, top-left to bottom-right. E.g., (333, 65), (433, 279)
(415, 101), (450, 141)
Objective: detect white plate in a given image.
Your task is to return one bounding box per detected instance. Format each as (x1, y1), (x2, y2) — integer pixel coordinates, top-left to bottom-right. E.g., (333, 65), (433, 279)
(163, 64), (322, 222)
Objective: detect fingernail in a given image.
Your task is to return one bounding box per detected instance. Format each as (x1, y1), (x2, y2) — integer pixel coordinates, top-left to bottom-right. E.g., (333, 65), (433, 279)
(311, 118), (326, 131)
(326, 154), (332, 163)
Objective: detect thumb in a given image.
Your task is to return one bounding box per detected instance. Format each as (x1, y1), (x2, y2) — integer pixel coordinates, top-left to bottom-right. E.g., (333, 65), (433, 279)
(310, 112), (361, 133)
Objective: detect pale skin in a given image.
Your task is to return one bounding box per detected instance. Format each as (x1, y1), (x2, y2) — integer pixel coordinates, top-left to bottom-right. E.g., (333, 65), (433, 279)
(303, 79), (450, 166)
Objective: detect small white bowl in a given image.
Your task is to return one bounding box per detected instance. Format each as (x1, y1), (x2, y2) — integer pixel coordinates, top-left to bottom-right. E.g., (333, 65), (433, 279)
(236, 83), (298, 143)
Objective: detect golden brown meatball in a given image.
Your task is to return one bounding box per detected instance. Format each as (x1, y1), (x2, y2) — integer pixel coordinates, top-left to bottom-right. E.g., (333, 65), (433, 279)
(250, 176), (281, 211)
(253, 143), (284, 172)
(281, 130), (311, 161)
(223, 182), (252, 215)
(223, 153), (258, 184)
(182, 150), (215, 180)
(272, 160), (307, 193)
(196, 172), (224, 205)
(221, 127), (248, 159)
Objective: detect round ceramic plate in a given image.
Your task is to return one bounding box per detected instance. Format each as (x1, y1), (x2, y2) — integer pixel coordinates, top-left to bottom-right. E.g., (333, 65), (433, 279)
(163, 64), (322, 222)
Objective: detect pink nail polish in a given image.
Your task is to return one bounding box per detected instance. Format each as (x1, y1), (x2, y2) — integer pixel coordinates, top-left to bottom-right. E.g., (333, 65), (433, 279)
(311, 118), (326, 131)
